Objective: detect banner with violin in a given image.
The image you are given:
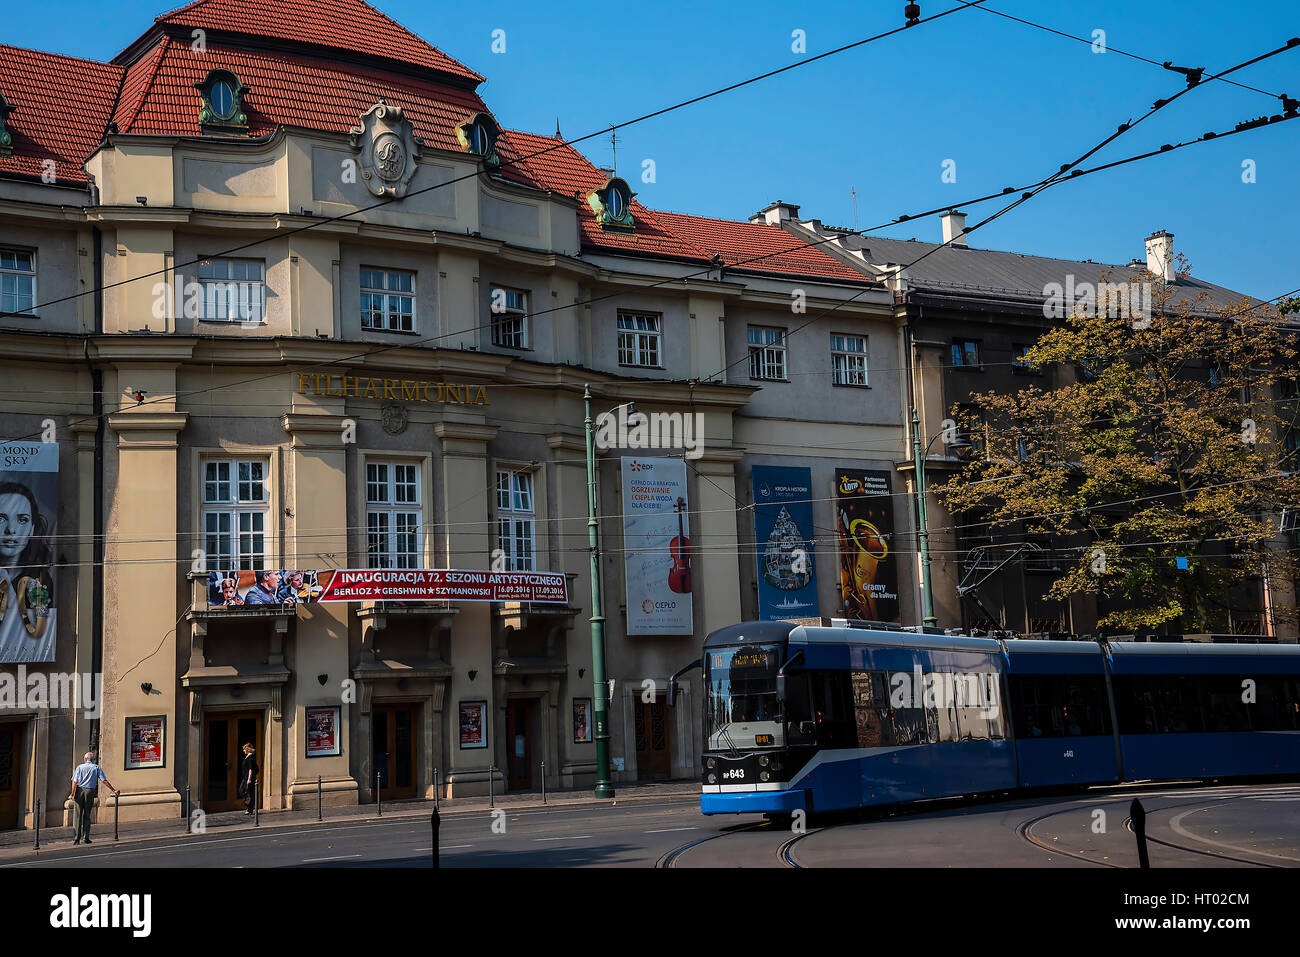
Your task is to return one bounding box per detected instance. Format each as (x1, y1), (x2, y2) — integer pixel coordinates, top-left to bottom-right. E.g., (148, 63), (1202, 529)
(834, 468), (900, 623)
(620, 456), (693, 635)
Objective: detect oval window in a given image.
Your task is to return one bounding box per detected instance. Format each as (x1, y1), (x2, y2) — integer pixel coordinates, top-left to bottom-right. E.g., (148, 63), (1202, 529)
(608, 187), (624, 218)
(473, 122), (491, 156)
(211, 80), (235, 119)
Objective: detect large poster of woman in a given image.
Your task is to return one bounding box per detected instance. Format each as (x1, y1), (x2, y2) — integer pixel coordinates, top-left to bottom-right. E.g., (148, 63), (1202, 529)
(834, 468), (900, 623)
(0, 442), (58, 662)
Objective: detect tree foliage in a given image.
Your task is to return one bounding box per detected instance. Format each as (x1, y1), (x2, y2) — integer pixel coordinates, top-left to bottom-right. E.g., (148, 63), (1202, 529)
(935, 277), (1300, 633)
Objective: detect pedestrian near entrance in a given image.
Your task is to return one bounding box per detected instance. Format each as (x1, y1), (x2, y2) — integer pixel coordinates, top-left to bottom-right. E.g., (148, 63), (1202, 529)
(238, 743), (259, 815)
(69, 752), (118, 845)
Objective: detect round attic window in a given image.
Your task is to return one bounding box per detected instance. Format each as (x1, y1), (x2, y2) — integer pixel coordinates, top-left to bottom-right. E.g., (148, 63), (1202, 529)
(210, 79), (236, 120)
(471, 121), (492, 156)
(607, 183), (627, 218)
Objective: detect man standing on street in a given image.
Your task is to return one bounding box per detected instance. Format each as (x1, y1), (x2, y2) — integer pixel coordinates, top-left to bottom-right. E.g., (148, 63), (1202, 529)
(69, 752), (118, 845)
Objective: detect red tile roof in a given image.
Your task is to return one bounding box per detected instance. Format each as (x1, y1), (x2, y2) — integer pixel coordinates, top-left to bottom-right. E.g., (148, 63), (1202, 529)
(499, 129), (715, 263)
(0, 44), (123, 183)
(654, 210), (871, 282)
(501, 129), (870, 283)
(110, 38), (490, 151)
(141, 0), (483, 85)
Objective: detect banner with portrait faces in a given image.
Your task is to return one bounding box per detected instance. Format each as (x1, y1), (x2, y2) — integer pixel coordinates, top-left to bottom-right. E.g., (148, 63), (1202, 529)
(0, 441), (58, 663)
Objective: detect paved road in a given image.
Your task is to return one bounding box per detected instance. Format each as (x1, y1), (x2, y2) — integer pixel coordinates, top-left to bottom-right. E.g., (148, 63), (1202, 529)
(7, 782), (1298, 868)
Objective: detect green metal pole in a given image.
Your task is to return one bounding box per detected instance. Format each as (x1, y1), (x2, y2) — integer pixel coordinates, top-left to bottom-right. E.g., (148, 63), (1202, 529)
(913, 407), (937, 628)
(584, 386), (615, 798)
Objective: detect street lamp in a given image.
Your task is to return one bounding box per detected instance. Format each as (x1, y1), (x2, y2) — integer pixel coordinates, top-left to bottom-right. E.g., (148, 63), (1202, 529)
(583, 385), (644, 799)
(912, 407), (968, 629)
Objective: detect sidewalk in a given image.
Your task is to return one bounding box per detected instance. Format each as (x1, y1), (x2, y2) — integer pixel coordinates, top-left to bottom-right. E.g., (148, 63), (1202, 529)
(0, 779), (703, 859)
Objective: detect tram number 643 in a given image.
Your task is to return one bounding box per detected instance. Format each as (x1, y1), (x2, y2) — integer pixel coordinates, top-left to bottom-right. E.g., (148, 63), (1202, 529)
(1062, 750), (1074, 758)
(722, 769), (746, 780)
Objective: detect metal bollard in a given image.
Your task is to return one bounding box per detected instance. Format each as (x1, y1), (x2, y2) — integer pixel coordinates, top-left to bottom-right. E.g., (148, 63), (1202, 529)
(488, 764), (494, 809)
(431, 808), (440, 869)
(184, 785), (191, 831)
(317, 775), (322, 822)
(434, 768), (439, 810)
(1131, 798), (1150, 869)
(376, 770), (382, 816)
(542, 761), (546, 805)
(114, 791), (119, 842)
(33, 798), (40, 850)
(253, 777), (260, 827)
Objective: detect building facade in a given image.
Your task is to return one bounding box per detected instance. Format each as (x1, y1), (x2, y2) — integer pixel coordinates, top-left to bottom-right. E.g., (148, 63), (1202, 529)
(0, 0), (906, 827)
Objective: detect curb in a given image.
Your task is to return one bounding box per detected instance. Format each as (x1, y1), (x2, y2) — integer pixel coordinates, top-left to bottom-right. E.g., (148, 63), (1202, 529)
(0, 787), (703, 860)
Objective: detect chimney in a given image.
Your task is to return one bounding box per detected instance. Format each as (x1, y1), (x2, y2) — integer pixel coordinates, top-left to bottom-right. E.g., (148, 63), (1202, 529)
(750, 200), (801, 225)
(1145, 229), (1175, 282)
(942, 209), (968, 247)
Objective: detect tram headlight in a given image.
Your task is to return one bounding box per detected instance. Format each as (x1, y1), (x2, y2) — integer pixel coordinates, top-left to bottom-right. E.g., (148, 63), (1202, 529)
(758, 755), (769, 767)
(760, 771), (770, 782)
(707, 773), (717, 784)
(706, 757), (716, 769)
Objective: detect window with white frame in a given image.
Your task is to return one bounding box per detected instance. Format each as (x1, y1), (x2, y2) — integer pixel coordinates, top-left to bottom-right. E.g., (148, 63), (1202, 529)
(616, 311), (661, 367)
(747, 325), (787, 380)
(202, 459), (269, 572)
(0, 249), (36, 316)
(489, 286), (529, 348)
(198, 258), (265, 323)
(360, 268), (415, 332)
(366, 462), (422, 568)
(830, 333), (868, 386)
(496, 469), (536, 571)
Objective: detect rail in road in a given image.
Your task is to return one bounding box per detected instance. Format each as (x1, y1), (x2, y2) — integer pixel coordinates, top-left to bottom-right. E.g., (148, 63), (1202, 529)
(660, 782), (1300, 869)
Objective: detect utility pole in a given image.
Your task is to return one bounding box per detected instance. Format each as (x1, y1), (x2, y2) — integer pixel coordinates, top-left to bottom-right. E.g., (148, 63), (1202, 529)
(583, 386), (615, 798)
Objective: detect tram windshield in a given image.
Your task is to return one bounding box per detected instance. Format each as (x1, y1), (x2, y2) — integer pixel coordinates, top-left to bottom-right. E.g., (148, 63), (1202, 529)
(705, 643), (784, 750)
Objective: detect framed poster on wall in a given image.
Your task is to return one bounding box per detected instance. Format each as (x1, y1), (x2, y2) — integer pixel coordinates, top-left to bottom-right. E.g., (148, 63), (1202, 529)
(459, 701), (487, 749)
(124, 716), (165, 769)
(573, 698), (592, 743)
(305, 706), (341, 757)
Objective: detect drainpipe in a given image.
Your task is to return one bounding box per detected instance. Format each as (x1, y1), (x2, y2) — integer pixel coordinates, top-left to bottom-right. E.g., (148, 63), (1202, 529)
(87, 226), (105, 752)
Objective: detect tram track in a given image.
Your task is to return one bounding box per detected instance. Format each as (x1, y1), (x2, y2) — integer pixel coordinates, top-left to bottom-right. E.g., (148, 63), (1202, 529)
(657, 818), (816, 868)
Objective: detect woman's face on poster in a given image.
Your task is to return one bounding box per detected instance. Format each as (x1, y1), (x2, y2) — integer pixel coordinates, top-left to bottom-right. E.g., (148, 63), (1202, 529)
(0, 492), (35, 563)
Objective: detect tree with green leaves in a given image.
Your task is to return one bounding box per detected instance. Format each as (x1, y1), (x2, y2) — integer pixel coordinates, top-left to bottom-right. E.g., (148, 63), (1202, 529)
(936, 274), (1300, 635)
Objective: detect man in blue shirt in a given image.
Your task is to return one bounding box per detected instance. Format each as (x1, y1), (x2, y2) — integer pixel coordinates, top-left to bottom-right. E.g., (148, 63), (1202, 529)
(69, 752), (118, 845)
(243, 569), (282, 605)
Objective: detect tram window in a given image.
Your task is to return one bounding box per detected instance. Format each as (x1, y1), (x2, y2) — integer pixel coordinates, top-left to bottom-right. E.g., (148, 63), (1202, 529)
(1247, 675), (1300, 731)
(1115, 676), (1212, 734)
(809, 670), (856, 749)
(1010, 675), (1111, 738)
(1203, 675), (1252, 732)
(785, 674), (817, 745)
(851, 671), (892, 748)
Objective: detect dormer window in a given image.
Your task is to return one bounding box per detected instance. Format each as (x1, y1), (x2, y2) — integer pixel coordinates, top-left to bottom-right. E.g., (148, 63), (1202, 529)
(457, 112), (500, 167)
(196, 69), (249, 134)
(0, 91), (13, 156)
(589, 177), (635, 232)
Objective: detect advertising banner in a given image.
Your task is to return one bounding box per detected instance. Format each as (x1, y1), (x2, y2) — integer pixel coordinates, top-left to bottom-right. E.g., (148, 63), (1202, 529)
(305, 706), (341, 757)
(0, 441), (58, 663)
(752, 465), (818, 621)
(207, 568), (568, 606)
(621, 457), (693, 635)
(834, 468), (900, 622)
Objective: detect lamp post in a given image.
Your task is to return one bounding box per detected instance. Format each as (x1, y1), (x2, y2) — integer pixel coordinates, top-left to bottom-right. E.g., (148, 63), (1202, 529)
(583, 385), (641, 799)
(912, 407), (966, 629)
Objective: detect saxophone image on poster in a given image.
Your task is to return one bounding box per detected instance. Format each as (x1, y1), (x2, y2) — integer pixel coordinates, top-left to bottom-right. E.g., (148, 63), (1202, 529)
(834, 469), (900, 622)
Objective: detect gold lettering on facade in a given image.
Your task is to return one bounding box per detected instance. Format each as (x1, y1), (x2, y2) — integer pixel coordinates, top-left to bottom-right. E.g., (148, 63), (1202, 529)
(290, 372), (488, 405)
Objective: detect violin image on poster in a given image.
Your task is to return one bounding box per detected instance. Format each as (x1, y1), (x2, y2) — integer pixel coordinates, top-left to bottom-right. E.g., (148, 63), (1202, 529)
(668, 496), (692, 594)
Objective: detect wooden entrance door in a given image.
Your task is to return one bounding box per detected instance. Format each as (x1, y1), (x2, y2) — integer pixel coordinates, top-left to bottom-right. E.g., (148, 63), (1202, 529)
(372, 704), (417, 800)
(0, 722), (23, 830)
(634, 700), (671, 781)
(204, 711), (264, 812)
(506, 700), (532, 791)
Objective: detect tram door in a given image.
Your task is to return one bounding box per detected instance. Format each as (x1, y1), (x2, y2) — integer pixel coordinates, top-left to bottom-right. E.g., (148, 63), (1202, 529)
(634, 700), (671, 780)
(0, 722), (23, 830)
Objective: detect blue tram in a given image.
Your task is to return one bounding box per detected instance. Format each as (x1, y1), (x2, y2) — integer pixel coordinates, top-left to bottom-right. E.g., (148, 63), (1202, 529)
(670, 619), (1300, 816)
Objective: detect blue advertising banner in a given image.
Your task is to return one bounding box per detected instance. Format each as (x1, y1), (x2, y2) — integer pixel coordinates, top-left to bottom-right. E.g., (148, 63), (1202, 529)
(752, 465), (818, 621)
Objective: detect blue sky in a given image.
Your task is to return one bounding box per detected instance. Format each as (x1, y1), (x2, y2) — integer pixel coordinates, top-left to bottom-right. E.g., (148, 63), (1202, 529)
(7, 0), (1298, 296)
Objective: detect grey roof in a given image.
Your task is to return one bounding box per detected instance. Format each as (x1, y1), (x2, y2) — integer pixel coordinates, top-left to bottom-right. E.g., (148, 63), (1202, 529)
(786, 220), (1262, 316)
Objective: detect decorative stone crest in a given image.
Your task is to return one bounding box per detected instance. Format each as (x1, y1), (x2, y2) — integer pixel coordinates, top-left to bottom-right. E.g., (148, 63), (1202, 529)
(350, 100), (423, 198)
(380, 401), (409, 435)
